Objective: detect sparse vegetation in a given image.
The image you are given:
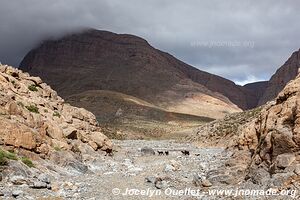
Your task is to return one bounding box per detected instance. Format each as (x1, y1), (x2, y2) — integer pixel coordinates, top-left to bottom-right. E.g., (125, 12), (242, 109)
(28, 84), (38, 92)
(0, 149), (18, 166)
(0, 151), (8, 166)
(54, 146), (61, 151)
(17, 101), (24, 107)
(53, 111), (61, 118)
(21, 157), (34, 168)
(26, 105), (39, 113)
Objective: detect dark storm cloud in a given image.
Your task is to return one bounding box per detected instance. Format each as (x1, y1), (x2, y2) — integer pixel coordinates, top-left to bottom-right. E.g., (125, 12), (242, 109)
(0, 0), (300, 84)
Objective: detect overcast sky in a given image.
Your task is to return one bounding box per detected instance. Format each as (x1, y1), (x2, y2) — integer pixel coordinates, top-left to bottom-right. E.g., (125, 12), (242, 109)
(0, 0), (300, 85)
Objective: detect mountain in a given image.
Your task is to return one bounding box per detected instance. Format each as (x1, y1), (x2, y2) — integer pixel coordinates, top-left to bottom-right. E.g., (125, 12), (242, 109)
(258, 49), (300, 105)
(19, 29), (260, 112)
(243, 81), (268, 108)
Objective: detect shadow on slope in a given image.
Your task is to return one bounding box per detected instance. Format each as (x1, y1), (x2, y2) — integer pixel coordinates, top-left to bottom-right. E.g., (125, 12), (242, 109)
(66, 90), (214, 140)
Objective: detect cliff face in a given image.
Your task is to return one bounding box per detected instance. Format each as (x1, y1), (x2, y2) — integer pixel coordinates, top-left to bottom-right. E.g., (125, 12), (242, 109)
(0, 64), (112, 158)
(243, 81), (268, 108)
(258, 49), (300, 105)
(19, 29), (261, 119)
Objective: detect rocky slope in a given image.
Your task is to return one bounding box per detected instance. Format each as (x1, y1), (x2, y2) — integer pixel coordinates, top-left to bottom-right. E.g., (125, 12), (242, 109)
(238, 71), (300, 176)
(19, 29), (258, 119)
(258, 49), (300, 105)
(0, 64), (112, 158)
(186, 69), (300, 196)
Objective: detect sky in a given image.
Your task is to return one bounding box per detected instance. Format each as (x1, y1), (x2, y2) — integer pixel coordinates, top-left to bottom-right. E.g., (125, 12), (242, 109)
(0, 0), (300, 85)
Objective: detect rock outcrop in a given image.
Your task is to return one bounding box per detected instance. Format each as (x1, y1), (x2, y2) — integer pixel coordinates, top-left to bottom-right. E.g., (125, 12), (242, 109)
(19, 29), (261, 119)
(0, 64), (112, 157)
(237, 71), (300, 186)
(258, 49), (300, 105)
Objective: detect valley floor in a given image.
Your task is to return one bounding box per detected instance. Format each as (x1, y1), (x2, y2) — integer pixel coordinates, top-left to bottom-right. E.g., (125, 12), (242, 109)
(1, 140), (297, 200)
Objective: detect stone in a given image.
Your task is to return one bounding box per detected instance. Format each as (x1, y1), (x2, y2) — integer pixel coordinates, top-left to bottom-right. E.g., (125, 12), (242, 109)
(10, 175), (27, 185)
(63, 127), (78, 139)
(164, 164), (175, 172)
(67, 161), (88, 174)
(193, 173), (202, 187)
(141, 147), (155, 156)
(12, 190), (23, 198)
(0, 119), (37, 150)
(294, 165), (300, 175)
(51, 182), (60, 192)
(155, 180), (168, 189)
(145, 176), (157, 184)
(89, 132), (113, 151)
(38, 173), (51, 184)
(29, 181), (48, 189)
(169, 160), (181, 171)
(88, 141), (98, 151)
(202, 179), (213, 187)
(249, 167), (270, 185)
(276, 153), (296, 169)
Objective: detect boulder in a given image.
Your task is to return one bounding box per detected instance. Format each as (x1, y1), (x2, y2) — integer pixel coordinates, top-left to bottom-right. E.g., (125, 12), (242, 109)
(276, 153), (296, 169)
(141, 147), (155, 156)
(89, 132), (113, 151)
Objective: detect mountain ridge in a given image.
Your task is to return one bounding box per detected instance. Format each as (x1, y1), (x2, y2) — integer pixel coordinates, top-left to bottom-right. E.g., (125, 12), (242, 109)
(19, 29), (262, 114)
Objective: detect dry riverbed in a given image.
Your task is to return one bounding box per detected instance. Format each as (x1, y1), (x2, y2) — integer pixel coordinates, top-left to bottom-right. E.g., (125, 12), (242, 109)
(0, 140), (297, 199)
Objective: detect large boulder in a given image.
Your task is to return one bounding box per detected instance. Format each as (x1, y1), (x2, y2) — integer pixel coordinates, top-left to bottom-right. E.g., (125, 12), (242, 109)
(0, 118), (39, 150)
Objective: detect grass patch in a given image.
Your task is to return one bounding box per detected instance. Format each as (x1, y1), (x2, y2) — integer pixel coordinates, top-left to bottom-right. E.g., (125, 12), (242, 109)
(0, 149), (18, 166)
(0, 151), (8, 166)
(53, 111), (61, 118)
(26, 105), (39, 113)
(0, 149), (34, 168)
(21, 157), (34, 168)
(28, 84), (38, 92)
(54, 146), (61, 151)
(17, 101), (24, 108)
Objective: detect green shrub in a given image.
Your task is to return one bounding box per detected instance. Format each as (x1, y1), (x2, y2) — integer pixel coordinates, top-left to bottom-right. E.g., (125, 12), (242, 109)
(25, 105), (39, 113)
(17, 101), (24, 107)
(4, 151), (17, 160)
(0, 151), (8, 166)
(54, 146), (61, 151)
(28, 84), (38, 92)
(21, 157), (34, 168)
(53, 111), (61, 118)
(0, 149), (18, 166)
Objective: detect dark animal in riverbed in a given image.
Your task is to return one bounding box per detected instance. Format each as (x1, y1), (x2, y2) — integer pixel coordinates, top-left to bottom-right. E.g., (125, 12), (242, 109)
(165, 151), (169, 156)
(181, 150), (190, 156)
(158, 151), (164, 155)
(105, 149), (114, 156)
